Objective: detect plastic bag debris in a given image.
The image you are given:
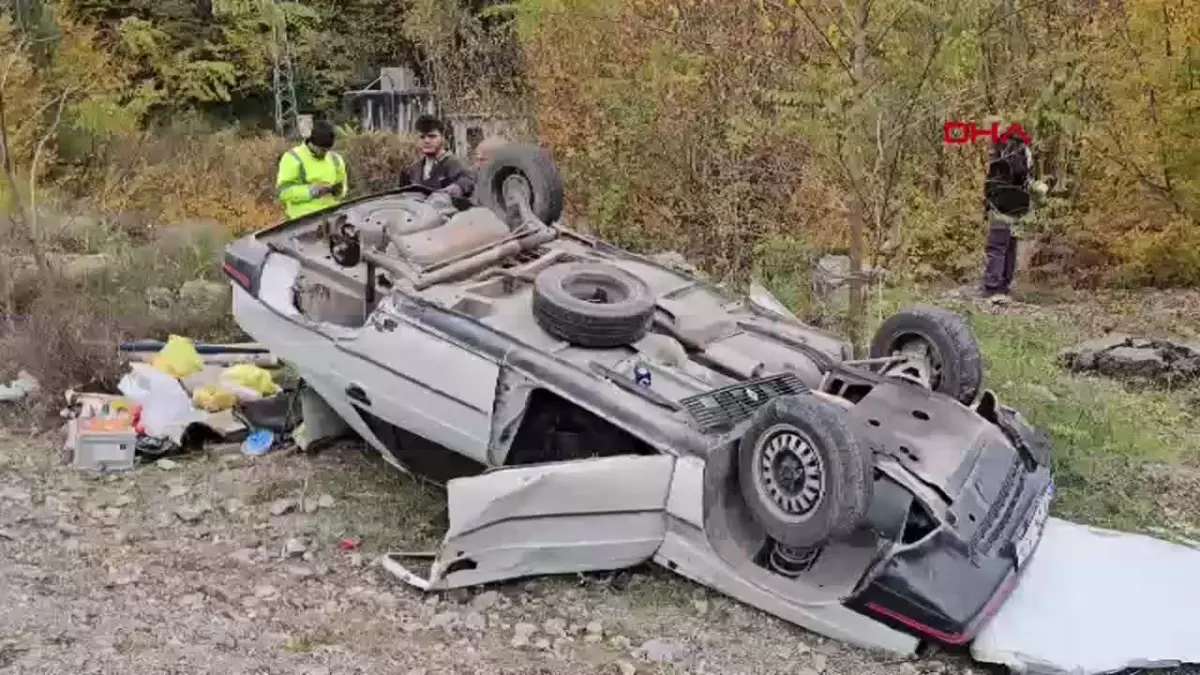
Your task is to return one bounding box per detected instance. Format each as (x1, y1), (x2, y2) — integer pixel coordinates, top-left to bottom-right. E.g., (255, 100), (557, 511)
(192, 384), (239, 412)
(118, 362), (207, 441)
(0, 370), (39, 402)
(189, 364), (279, 412)
(151, 335), (204, 379)
(221, 363), (279, 398)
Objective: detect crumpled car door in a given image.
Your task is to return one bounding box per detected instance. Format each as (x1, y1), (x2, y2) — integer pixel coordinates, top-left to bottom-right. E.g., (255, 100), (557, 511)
(382, 454), (676, 590)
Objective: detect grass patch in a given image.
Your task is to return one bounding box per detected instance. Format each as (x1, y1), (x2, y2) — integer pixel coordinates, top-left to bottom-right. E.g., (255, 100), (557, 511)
(862, 289), (1200, 531)
(306, 448), (447, 554)
(968, 310), (1200, 529)
(283, 629), (338, 653)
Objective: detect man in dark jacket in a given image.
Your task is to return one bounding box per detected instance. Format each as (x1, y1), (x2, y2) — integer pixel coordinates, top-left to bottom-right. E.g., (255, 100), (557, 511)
(401, 115), (475, 198)
(978, 118), (1047, 300)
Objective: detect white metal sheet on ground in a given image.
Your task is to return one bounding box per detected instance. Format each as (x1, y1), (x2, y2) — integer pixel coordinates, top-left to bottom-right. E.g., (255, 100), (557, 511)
(972, 517), (1200, 674)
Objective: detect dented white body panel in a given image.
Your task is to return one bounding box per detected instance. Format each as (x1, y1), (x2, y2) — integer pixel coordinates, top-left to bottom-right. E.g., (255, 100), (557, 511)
(972, 518), (1200, 674)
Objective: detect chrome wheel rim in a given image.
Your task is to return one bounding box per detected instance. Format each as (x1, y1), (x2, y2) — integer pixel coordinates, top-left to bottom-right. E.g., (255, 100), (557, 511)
(754, 424), (825, 521)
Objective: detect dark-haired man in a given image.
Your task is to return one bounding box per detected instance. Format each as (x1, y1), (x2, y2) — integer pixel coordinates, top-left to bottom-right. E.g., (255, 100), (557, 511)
(275, 120), (348, 220)
(401, 115), (475, 198)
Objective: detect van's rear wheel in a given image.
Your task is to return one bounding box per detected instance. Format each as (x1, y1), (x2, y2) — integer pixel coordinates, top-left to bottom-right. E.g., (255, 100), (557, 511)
(869, 305), (983, 405)
(476, 144), (565, 225)
(737, 394), (872, 549)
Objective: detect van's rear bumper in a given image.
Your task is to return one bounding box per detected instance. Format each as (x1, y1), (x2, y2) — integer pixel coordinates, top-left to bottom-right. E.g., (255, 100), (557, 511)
(845, 466), (1054, 644)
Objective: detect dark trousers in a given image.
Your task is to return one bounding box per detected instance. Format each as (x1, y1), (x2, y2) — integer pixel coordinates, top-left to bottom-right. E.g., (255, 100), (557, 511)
(982, 220), (1018, 294)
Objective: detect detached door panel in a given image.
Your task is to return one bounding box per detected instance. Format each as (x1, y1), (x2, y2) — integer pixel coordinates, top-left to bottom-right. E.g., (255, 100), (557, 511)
(385, 455), (676, 590)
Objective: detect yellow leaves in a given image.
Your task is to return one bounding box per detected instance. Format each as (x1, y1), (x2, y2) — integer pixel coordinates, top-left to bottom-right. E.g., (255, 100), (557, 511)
(826, 23), (844, 51)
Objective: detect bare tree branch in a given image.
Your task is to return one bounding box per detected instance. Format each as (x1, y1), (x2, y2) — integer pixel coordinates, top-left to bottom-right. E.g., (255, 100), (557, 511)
(775, 0), (857, 84)
(29, 88), (73, 239)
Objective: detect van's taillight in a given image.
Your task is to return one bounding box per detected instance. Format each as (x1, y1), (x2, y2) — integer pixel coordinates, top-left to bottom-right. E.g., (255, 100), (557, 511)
(223, 261), (252, 290)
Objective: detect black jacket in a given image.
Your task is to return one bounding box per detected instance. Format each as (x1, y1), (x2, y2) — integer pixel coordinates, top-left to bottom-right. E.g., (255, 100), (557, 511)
(401, 152), (475, 197)
(984, 138), (1035, 217)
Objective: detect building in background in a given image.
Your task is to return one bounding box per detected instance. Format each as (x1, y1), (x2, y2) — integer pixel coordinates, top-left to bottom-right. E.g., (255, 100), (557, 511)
(343, 67), (524, 161)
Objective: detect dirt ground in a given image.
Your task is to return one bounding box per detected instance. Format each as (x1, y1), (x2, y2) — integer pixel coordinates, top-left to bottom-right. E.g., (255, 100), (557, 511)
(0, 429), (992, 675)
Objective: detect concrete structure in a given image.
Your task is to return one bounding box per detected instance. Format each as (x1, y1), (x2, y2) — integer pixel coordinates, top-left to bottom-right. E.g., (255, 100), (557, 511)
(343, 67), (437, 135)
(343, 67), (524, 159)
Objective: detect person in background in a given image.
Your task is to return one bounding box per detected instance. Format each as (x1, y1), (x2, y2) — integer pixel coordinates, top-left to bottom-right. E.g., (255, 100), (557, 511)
(275, 120), (348, 220)
(401, 115), (475, 198)
(977, 116), (1048, 302)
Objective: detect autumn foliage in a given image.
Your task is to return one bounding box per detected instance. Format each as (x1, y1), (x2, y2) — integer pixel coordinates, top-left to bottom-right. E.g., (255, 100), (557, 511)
(3, 0), (1199, 291)
(499, 0), (1200, 287)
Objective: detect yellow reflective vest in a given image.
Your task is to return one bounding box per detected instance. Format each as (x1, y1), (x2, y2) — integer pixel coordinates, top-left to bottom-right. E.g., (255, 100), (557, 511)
(276, 144), (348, 220)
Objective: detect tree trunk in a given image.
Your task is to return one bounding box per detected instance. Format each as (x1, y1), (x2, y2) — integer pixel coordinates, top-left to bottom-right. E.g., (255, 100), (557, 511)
(846, 0), (870, 357)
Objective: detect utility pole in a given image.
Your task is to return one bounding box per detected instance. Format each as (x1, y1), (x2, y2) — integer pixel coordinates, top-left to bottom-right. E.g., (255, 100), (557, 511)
(212, 0), (300, 138)
(268, 0), (300, 139)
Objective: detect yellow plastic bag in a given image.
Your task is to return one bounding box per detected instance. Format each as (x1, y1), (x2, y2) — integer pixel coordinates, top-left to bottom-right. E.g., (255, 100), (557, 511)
(220, 364), (279, 397)
(151, 335), (204, 379)
(192, 385), (238, 412)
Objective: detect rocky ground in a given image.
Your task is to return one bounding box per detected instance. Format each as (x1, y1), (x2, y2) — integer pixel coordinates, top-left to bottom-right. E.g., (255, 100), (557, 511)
(0, 429), (983, 675)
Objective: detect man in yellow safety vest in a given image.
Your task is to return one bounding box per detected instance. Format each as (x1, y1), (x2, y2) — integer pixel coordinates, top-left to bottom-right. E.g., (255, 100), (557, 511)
(276, 120), (348, 220)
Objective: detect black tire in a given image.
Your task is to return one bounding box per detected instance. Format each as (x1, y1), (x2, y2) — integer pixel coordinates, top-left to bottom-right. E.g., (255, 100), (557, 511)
(532, 262), (655, 347)
(476, 144), (565, 225)
(737, 394), (873, 549)
(868, 305), (983, 406)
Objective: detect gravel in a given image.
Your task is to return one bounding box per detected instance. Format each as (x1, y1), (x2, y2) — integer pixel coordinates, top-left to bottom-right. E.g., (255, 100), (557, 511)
(0, 429), (978, 675)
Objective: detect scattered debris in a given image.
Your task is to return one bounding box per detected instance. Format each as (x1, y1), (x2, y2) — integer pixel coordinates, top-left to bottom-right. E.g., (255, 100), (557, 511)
(1058, 334), (1200, 382)
(155, 458), (178, 470)
(634, 637), (692, 664)
(68, 415), (137, 473)
(269, 498), (298, 516)
(118, 363), (208, 442)
(0, 370), (39, 402)
(283, 537), (308, 557)
(174, 505), (207, 523)
(241, 428), (275, 456)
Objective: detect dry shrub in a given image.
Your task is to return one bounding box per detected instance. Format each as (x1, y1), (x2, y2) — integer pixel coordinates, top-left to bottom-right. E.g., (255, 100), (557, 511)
(340, 132), (420, 195)
(1111, 218), (1200, 288)
(515, 1), (830, 283)
(507, 0), (1200, 290)
(0, 127), (419, 410)
(0, 281), (126, 407)
(64, 127), (287, 237)
(1025, 233), (1116, 289)
(59, 127), (421, 238)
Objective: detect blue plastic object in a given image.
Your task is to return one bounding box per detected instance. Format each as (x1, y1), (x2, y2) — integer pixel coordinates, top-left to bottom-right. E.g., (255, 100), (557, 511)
(241, 428), (275, 456)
